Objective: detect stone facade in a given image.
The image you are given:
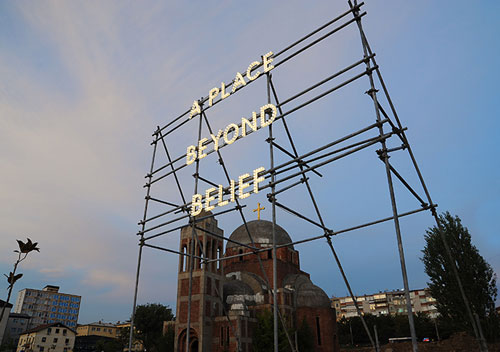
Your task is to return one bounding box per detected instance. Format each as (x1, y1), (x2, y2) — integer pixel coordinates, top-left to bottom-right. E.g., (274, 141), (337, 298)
(174, 215), (340, 352)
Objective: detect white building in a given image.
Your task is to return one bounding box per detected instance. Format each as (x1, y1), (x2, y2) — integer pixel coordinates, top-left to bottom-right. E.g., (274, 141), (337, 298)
(14, 286), (81, 330)
(331, 288), (438, 320)
(17, 322), (75, 352)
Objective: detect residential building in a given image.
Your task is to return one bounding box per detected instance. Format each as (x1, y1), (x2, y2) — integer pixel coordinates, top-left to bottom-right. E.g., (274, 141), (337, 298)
(14, 285), (81, 330)
(0, 299), (13, 345)
(76, 322), (119, 339)
(331, 288), (438, 320)
(16, 322), (75, 352)
(5, 313), (31, 346)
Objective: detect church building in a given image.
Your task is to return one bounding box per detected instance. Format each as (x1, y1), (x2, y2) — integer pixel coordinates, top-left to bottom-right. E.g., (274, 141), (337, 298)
(174, 213), (340, 352)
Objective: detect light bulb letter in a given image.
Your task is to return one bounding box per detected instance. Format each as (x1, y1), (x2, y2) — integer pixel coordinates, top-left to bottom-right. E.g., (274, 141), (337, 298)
(221, 82), (230, 99)
(232, 72), (247, 93)
(242, 112), (257, 137)
(191, 194), (203, 216)
(217, 184), (229, 207)
(253, 167), (265, 194)
(205, 187), (217, 212)
(239, 173), (251, 199)
(263, 51), (274, 73)
(189, 100), (201, 119)
(223, 124), (239, 145)
(198, 138), (209, 160)
(246, 61), (261, 81)
(186, 145), (197, 165)
(210, 130), (224, 151)
(260, 104), (277, 128)
(208, 87), (220, 107)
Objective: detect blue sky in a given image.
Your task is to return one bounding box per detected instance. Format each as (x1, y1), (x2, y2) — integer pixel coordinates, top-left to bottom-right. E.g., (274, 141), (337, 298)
(1, 1), (499, 324)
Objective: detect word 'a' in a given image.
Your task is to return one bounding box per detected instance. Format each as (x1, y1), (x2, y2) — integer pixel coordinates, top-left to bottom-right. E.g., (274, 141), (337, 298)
(190, 52), (274, 118)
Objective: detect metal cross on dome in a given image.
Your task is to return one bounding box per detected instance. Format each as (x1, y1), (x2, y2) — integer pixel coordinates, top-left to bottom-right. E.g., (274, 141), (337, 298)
(253, 203), (265, 220)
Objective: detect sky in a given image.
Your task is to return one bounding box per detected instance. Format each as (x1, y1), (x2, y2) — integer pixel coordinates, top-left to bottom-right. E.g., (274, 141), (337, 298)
(1, 1), (499, 324)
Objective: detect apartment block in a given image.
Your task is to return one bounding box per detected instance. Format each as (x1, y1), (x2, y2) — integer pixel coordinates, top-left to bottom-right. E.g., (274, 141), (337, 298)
(331, 288), (438, 320)
(14, 285), (81, 329)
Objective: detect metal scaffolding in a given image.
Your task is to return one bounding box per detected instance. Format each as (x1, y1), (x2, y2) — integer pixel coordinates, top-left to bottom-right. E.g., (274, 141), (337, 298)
(129, 2), (487, 352)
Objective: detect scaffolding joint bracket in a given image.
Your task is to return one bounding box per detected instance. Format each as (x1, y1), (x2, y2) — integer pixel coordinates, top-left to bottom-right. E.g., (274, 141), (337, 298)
(266, 193), (276, 203)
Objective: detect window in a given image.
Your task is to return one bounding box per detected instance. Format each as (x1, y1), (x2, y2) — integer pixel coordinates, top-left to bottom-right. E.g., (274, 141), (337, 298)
(42, 337), (46, 342)
(65, 338), (69, 344)
(97, 328), (101, 332)
(39, 347), (44, 352)
(239, 249), (243, 261)
(53, 338), (58, 343)
(47, 328), (52, 335)
(91, 327), (95, 331)
(64, 348), (68, 352)
(220, 327), (224, 346)
(55, 329), (60, 334)
(63, 330), (67, 336)
(315, 317), (322, 346)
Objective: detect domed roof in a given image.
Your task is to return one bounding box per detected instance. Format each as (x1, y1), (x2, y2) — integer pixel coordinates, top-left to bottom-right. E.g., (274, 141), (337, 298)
(227, 220), (293, 249)
(296, 282), (331, 308)
(284, 274), (331, 308)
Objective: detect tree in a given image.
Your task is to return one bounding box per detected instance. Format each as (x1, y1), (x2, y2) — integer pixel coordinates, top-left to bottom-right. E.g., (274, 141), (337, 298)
(95, 338), (123, 352)
(421, 212), (498, 338)
(252, 310), (293, 352)
(296, 317), (314, 352)
(133, 303), (174, 352)
(1, 238), (40, 322)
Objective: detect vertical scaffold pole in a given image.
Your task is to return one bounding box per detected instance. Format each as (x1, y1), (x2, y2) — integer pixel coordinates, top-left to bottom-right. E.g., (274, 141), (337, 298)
(349, 1), (418, 351)
(267, 72), (279, 352)
(186, 101), (204, 352)
(129, 131), (159, 352)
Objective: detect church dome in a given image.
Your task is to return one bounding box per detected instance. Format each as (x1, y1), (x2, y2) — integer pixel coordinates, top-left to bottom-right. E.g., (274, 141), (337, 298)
(284, 274), (332, 308)
(296, 282), (331, 308)
(227, 220), (293, 249)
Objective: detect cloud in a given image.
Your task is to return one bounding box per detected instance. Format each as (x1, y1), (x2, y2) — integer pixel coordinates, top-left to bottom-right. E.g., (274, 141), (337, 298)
(39, 267), (67, 279)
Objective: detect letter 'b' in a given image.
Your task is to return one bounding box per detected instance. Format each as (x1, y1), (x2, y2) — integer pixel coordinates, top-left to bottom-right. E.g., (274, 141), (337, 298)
(186, 145), (197, 165)
(191, 194), (203, 216)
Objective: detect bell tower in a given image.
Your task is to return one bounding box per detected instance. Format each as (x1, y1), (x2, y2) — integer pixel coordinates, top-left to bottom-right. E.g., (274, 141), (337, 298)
(175, 212), (224, 352)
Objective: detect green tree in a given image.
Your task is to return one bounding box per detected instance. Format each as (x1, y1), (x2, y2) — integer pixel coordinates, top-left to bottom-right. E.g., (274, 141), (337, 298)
(252, 310), (293, 352)
(133, 303), (175, 352)
(95, 338), (123, 352)
(296, 317), (314, 352)
(421, 212), (498, 339)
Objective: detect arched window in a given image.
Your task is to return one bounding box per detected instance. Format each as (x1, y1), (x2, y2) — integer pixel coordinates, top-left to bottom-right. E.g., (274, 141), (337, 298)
(206, 241), (211, 271)
(180, 245), (187, 272)
(217, 247), (222, 270)
(239, 249), (243, 262)
(198, 242), (203, 269)
(185, 241), (191, 272)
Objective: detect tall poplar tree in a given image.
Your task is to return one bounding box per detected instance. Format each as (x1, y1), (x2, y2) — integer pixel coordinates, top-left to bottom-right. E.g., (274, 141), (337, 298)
(421, 212), (498, 337)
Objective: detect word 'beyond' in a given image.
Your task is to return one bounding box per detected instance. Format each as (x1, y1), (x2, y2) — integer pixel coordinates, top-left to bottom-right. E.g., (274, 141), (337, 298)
(186, 103), (277, 166)
(191, 167), (266, 216)
(189, 51), (274, 118)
